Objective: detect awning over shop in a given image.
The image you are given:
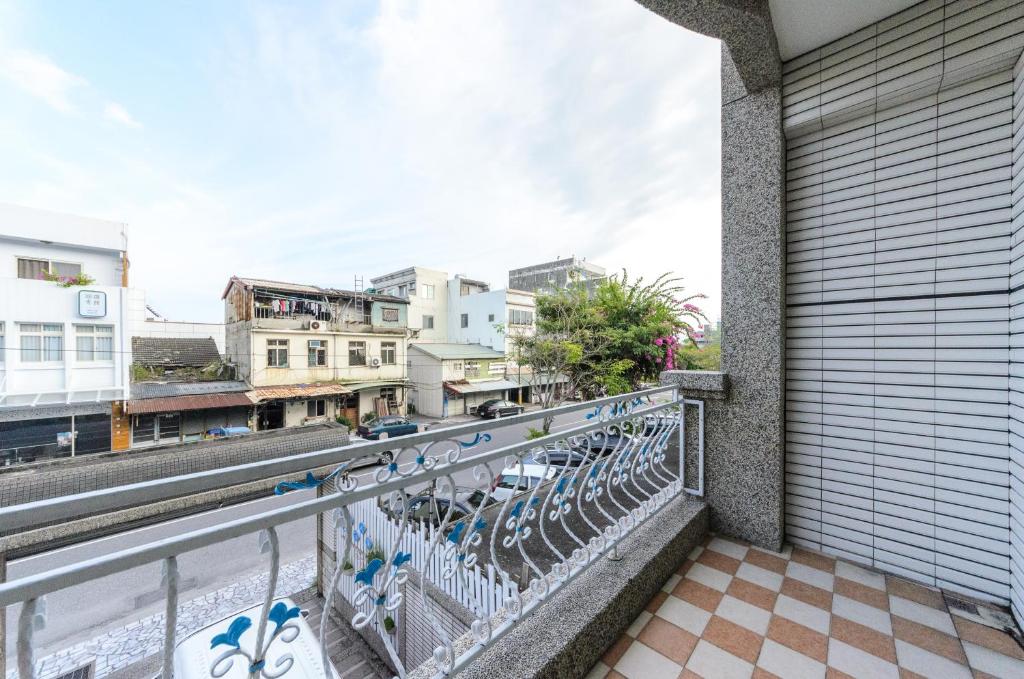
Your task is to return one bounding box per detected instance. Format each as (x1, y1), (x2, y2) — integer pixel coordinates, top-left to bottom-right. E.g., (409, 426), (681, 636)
(444, 379), (519, 395)
(343, 380), (410, 391)
(250, 383), (353, 402)
(125, 392), (255, 415)
(0, 401), (112, 422)
(505, 372), (570, 386)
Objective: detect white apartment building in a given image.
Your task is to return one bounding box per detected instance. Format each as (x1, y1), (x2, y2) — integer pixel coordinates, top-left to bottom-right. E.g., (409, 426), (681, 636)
(446, 277), (536, 357)
(370, 266), (449, 342)
(0, 203), (131, 464)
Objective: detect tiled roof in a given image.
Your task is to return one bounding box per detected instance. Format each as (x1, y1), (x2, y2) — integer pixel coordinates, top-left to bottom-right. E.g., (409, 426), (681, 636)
(409, 343), (504, 360)
(124, 392), (254, 415)
(131, 381), (250, 400)
(132, 337), (222, 368)
(250, 383), (353, 401)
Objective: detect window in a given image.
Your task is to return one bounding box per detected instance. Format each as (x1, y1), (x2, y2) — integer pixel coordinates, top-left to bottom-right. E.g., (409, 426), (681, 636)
(509, 309), (534, 326)
(380, 387), (398, 408)
(461, 313), (469, 328)
(17, 258), (81, 280)
(422, 283), (434, 299)
(307, 339), (328, 367)
(488, 313), (495, 322)
(306, 399), (327, 417)
(461, 284), (471, 296)
(423, 315), (434, 329)
(348, 341), (366, 366)
(397, 284), (408, 298)
(381, 341), (397, 365)
(453, 362), (463, 370)
(267, 339), (288, 367)
(19, 323), (63, 362)
(75, 325), (113, 361)
(465, 360), (480, 377)
(381, 307), (400, 322)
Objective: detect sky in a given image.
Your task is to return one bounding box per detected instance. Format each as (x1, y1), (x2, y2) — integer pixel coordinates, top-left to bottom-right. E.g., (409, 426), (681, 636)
(0, 0), (721, 323)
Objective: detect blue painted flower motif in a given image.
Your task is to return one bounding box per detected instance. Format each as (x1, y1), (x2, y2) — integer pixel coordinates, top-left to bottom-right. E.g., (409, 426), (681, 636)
(473, 518), (487, 532)
(355, 559), (383, 586)
(267, 602), (300, 631)
(392, 551), (413, 568)
(447, 521), (467, 544)
(211, 616), (251, 649)
(456, 432), (493, 448)
(365, 536), (374, 550)
(510, 500), (524, 519)
(273, 471), (323, 495)
(353, 522), (367, 542)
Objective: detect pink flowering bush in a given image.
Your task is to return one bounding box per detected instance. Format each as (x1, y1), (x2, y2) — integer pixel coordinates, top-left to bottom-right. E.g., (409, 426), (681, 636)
(38, 271), (96, 288)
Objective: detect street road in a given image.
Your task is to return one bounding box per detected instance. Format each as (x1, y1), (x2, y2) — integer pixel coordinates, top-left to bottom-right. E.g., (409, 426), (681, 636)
(4, 409), (597, 661)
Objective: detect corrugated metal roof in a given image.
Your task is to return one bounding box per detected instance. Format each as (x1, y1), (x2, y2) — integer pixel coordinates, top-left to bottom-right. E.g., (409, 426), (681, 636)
(444, 379), (519, 395)
(125, 392), (254, 415)
(132, 337), (222, 368)
(343, 380), (409, 391)
(410, 343), (505, 360)
(131, 381), (251, 399)
(224, 276), (408, 303)
(506, 372), (570, 386)
(251, 383), (353, 401)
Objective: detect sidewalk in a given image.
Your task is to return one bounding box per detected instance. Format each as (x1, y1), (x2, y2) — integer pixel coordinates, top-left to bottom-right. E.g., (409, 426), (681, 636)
(409, 402), (544, 431)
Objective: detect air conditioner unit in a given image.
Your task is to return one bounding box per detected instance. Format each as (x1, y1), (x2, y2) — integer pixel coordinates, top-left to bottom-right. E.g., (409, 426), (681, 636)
(307, 320), (322, 331)
(369, 356), (382, 368)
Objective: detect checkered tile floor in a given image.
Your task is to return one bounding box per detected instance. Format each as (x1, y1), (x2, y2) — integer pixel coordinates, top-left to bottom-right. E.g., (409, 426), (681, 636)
(587, 534), (1024, 679)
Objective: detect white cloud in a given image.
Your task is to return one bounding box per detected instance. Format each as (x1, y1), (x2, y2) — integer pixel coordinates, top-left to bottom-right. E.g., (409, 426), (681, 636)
(0, 48), (86, 112)
(103, 102), (142, 129)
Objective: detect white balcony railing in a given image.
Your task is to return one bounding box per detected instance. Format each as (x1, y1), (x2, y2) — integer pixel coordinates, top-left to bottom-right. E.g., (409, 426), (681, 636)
(0, 386), (704, 679)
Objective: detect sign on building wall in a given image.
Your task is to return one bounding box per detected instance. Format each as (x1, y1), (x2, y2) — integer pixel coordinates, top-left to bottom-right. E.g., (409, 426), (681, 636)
(78, 290), (107, 318)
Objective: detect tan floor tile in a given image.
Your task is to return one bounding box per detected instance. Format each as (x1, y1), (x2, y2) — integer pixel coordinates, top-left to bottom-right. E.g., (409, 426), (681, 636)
(752, 668), (783, 679)
(677, 559), (694, 576)
(885, 576), (945, 611)
(697, 548), (742, 575)
(781, 576), (833, 610)
(972, 671), (1001, 679)
(637, 616), (699, 666)
(831, 615), (898, 664)
(677, 670), (702, 679)
(701, 615), (764, 664)
(952, 615), (1024, 661)
(606, 671), (627, 679)
(646, 591), (669, 614)
(766, 614), (829, 663)
(792, 547), (835, 573)
(673, 577), (725, 613)
(728, 577), (778, 611)
(835, 576), (889, 611)
(745, 548), (788, 575)
(892, 615), (967, 665)
(825, 668), (857, 679)
(602, 635), (633, 668)
(899, 669), (928, 679)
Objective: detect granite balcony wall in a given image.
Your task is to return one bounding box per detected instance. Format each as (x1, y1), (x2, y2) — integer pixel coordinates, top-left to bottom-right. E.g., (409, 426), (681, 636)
(784, 0), (1024, 609)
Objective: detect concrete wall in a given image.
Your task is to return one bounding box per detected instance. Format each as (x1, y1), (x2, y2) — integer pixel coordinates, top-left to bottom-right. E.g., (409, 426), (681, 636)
(447, 288), (507, 351)
(783, 0), (1024, 605)
(408, 348), (444, 417)
(1011, 46), (1024, 626)
(0, 279), (131, 406)
(372, 267), (449, 342)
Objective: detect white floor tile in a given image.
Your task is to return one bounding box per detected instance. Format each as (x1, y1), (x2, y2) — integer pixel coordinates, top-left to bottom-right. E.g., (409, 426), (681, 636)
(751, 542), (792, 560)
(584, 661), (610, 679)
(656, 594), (712, 636)
(895, 640), (972, 679)
(708, 536), (749, 560)
(614, 640), (683, 679)
(626, 611), (652, 638)
(827, 639), (899, 679)
(774, 594), (831, 634)
(686, 639), (755, 679)
(786, 561), (834, 591)
(963, 641), (1024, 677)
(661, 574), (682, 593)
(835, 560), (886, 591)
(688, 545), (704, 560)
(832, 594), (892, 635)
(889, 596), (956, 635)
(757, 638), (826, 679)
(716, 594), (772, 635)
(736, 562), (784, 592)
(687, 562), (733, 592)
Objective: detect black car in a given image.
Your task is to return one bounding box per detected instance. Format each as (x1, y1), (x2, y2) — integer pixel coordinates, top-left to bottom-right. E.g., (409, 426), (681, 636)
(477, 399), (524, 419)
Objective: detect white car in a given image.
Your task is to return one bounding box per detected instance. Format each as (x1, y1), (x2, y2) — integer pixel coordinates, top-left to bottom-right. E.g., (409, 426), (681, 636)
(171, 597), (340, 679)
(491, 463), (559, 502)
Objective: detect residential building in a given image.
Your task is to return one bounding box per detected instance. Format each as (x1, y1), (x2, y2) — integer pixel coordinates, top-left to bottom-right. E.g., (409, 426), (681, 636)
(370, 266), (449, 342)
(125, 337), (251, 448)
(222, 277), (411, 429)
(508, 255), (607, 295)
(407, 343), (517, 417)
(0, 203), (131, 464)
(446, 275), (536, 357)
(127, 288), (226, 353)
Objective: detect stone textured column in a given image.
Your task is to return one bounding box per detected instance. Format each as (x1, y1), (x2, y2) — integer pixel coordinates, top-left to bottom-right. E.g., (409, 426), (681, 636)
(642, 0), (785, 549)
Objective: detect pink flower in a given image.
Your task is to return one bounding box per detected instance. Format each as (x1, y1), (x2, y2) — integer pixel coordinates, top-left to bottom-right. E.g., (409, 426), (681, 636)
(654, 338), (664, 346)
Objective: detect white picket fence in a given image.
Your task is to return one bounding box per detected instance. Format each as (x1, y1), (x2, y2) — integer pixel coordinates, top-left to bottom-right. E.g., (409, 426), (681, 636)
(334, 499), (516, 621)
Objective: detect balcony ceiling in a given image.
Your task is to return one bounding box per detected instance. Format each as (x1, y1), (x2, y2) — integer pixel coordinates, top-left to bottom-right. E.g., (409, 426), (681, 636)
(768, 0), (921, 60)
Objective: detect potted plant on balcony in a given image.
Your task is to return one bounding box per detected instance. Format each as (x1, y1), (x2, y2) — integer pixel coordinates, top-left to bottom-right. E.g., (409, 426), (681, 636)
(38, 270), (96, 287)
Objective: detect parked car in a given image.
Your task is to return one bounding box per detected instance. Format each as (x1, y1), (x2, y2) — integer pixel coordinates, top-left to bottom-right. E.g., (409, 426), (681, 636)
(170, 597), (340, 678)
(522, 443), (597, 468)
(357, 415), (418, 440)
(491, 464), (559, 502)
(476, 399), (525, 419)
(384, 486), (493, 526)
(205, 426), (253, 439)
